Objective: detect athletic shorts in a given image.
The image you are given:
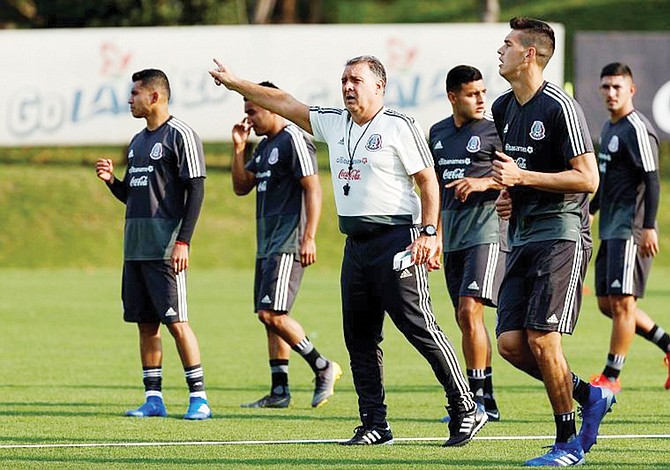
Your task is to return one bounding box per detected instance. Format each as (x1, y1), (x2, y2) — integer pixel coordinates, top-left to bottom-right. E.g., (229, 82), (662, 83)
(496, 239), (591, 336)
(254, 253), (304, 313)
(444, 243), (505, 309)
(122, 260), (187, 324)
(595, 238), (652, 298)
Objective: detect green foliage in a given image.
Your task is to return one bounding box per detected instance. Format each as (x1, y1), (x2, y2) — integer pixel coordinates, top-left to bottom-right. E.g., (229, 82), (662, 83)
(0, 267), (669, 467)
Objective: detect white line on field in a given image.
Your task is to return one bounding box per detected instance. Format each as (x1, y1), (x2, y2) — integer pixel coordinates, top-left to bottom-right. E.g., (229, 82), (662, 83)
(1, 434), (669, 449)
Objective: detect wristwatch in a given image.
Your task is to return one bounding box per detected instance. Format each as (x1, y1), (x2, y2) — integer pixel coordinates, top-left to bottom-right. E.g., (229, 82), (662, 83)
(420, 224), (437, 237)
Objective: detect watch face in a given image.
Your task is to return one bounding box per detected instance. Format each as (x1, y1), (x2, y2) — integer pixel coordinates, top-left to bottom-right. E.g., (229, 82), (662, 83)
(423, 225), (437, 236)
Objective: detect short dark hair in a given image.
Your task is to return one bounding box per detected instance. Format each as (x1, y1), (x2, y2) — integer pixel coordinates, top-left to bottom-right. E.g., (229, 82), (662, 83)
(446, 65), (483, 93)
(243, 81), (279, 102)
(509, 17), (555, 67)
(131, 69), (171, 100)
(346, 55), (387, 87)
(600, 62), (633, 80)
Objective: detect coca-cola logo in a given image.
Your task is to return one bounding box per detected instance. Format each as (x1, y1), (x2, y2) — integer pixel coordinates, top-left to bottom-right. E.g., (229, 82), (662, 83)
(338, 169), (361, 180)
(442, 168), (465, 180)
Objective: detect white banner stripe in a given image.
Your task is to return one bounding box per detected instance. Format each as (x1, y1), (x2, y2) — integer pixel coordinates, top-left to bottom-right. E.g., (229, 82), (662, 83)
(1, 434), (668, 449)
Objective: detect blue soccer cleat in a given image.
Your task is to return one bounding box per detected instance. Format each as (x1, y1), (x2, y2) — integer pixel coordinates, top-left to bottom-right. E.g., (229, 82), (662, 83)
(578, 385), (616, 452)
(524, 439), (585, 466)
(183, 397), (212, 420)
(125, 396), (167, 417)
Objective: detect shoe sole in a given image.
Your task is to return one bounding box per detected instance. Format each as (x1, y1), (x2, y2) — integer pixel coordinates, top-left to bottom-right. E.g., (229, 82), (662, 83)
(312, 362), (343, 408)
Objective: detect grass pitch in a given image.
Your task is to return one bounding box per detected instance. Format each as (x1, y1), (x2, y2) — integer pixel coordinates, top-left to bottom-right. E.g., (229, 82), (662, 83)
(1, 266), (669, 469)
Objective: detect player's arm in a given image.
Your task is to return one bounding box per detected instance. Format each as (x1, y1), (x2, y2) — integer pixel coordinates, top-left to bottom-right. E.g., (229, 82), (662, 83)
(210, 59), (312, 134)
(409, 166), (440, 265)
(426, 162), (443, 271)
(95, 158), (128, 203)
(445, 176), (503, 202)
(640, 170), (660, 257)
(171, 177), (205, 273)
(231, 118), (256, 195)
(492, 151), (599, 194)
(299, 174), (322, 267)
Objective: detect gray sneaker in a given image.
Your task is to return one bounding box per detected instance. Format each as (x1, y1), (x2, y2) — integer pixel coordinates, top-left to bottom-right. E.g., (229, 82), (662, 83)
(241, 393), (291, 408)
(312, 361), (343, 408)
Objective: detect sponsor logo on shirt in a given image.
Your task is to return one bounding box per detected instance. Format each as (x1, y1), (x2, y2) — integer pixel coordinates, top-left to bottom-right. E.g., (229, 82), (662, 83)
(128, 149), (134, 159)
(515, 157), (527, 169)
(598, 152), (611, 173)
(466, 136), (481, 153)
(365, 134), (382, 151)
(503, 123), (509, 134)
(150, 142), (163, 160)
(268, 147), (279, 165)
(608, 135), (619, 153)
(338, 138), (345, 145)
(336, 157), (368, 165)
(128, 165), (154, 174)
(504, 144), (534, 155)
(443, 168), (465, 180)
(529, 121), (546, 141)
(338, 169), (361, 180)
(439, 157), (471, 166)
(129, 175), (149, 187)
(434, 141), (443, 150)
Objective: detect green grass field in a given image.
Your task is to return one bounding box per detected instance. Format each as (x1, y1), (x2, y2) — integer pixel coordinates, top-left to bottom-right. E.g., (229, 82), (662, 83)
(1, 264), (669, 469)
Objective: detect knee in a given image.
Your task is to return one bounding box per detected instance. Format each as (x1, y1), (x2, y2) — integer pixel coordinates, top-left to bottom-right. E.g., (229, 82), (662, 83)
(497, 336), (520, 364)
(166, 321), (191, 340)
(456, 308), (479, 335)
(257, 310), (280, 328)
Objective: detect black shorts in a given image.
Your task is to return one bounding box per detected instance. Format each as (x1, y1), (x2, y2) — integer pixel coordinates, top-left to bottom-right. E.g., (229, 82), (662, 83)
(444, 243), (505, 309)
(122, 260), (187, 324)
(254, 253), (304, 313)
(496, 239), (591, 336)
(595, 238), (652, 298)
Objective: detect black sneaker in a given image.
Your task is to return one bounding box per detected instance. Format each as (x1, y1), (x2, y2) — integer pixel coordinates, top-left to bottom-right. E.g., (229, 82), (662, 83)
(442, 405), (488, 447)
(484, 396), (501, 422)
(340, 425), (394, 445)
(240, 393), (291, 408)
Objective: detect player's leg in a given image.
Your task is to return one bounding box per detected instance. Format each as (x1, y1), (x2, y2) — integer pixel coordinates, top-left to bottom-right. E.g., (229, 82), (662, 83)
(122, 261), (168, 418)
(380, 227), (484, 447)
(241, 326), (293, 408)
(148, 261), (211, 420)
(340, 236), (392, 446)
(456, 296), (489, 407)
(255, 254), (341, 407)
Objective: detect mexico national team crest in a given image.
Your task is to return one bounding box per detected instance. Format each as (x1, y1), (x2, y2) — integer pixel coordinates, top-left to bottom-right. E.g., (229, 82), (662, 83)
(365, 134), (382, 151)
(150, 142), (163, 160)
(608, 135), (619, 153)
(529, 121), (546, 140)
(268, 147), (279, 165)
(466, 136), (481, 153)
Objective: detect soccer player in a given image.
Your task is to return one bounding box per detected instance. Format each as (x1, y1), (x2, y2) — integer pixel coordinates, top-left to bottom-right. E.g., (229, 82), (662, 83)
(231, 81), (342, 409)
(589, 62), (670, 393)
(210, 55), (486, 447)
(491, 18), (614, 465)
(428, 65), (504, 421)
(95, 69), (211, 420)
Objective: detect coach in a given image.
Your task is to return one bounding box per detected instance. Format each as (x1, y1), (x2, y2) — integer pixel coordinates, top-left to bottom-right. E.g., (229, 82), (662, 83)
(210, 55), (485, 447)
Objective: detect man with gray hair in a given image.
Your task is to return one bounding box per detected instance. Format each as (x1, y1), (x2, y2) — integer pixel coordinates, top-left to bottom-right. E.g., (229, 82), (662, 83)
(210, 55), (486, 447)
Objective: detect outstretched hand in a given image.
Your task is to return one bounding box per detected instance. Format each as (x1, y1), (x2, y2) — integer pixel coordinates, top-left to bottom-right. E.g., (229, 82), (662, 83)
(209, 58), (235, 88)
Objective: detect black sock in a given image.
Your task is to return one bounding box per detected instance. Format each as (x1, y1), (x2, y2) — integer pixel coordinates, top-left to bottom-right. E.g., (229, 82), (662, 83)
(571, 373), (591, 406)
(293, 338), (329, 373)
(555, 411), (576, 443)
(483, 366), (495, 398)
(143, 366), (162, 398)
(645, 325), (670, 353)
(270, 359), (289, 396)
(467, 369), (486, 406)
(184, 364), (205, 393)
(603, 353), (625, 379)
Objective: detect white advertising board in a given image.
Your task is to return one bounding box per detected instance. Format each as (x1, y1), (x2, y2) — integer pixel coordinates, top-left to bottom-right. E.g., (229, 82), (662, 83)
(0, 23), (563, 146)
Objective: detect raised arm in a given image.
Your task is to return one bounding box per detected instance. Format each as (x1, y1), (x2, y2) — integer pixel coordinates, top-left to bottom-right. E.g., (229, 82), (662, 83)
(209, 59), (312, 134)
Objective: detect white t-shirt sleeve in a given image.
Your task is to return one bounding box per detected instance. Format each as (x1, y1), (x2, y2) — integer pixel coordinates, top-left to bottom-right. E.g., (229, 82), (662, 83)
(309, 106), (341, 143)
(394, 117), (433, 176)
